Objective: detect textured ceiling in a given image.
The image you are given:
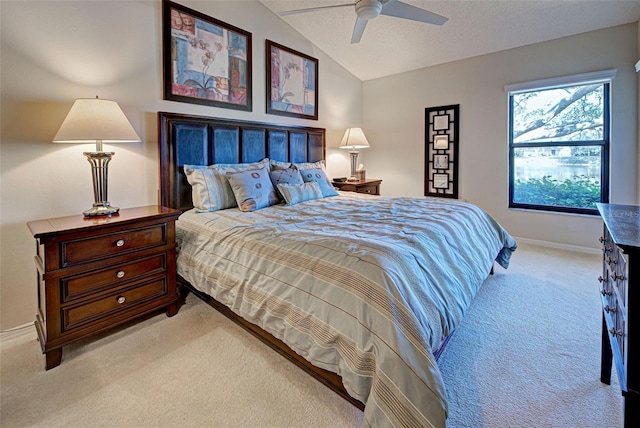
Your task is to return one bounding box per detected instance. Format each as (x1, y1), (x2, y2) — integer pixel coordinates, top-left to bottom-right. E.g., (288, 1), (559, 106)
(259, 0), (640, 81)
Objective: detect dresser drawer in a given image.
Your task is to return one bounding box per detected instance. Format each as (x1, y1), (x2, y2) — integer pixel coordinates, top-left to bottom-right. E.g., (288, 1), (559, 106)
(62, 224), (168, 267)
(62, 278), (167, 331)
(612, 248), (628, 307)
(605, 292), (627, 365)
(62, 254), (167, 302)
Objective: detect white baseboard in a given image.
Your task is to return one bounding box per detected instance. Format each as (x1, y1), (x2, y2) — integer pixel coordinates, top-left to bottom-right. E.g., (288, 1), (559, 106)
(0, 322), (35, 342)
(513, 236), (600, 255)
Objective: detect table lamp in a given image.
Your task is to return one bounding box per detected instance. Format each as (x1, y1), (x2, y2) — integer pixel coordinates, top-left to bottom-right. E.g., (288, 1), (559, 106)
(53, 97), (141, 217)
(339, 127), (370, 180)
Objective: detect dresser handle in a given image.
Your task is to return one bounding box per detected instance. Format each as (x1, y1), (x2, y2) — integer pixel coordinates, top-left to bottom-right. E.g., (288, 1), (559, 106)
(116, 271), (125, 279)
(117, 296), (126, 304)
(116, 239), (125, 247)
(607, 256), (617, 265)
(600, 288), (611, 296)
(604, 305), (616, 313)
(599, 236), (605, 243)
(609, 328), (622, 337)
(611, 273), (625, 281)
(598, 276), (608, 283)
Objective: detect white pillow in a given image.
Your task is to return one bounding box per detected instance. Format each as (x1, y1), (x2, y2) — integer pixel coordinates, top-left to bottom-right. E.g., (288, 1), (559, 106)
(292, 160), (326, 171)
(184, 159), (268, 212)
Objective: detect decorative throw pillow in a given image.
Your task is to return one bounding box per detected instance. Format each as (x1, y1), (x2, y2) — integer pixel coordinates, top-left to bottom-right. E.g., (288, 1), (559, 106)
(184, 159), (268, 212)
(270, 159), (292, 170)
(277, 182), (323, 206)
(226, 166), (279, 212)
(299, 168), (339, 197)
(269, 168), (304, 200)
(293, 160), (326, 171)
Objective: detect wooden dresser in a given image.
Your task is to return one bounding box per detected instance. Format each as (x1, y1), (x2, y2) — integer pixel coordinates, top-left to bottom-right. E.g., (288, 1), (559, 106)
(27, 205), (181, 369)
(597, 203), (639, 427)
(332, 179), (382, 195)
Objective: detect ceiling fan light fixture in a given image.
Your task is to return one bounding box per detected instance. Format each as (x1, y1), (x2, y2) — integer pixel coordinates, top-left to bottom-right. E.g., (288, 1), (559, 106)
(355, 0), (382, 20)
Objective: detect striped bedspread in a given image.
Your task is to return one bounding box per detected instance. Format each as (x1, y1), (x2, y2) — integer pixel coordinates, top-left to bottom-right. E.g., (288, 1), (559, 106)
(176, 192), (517, 427)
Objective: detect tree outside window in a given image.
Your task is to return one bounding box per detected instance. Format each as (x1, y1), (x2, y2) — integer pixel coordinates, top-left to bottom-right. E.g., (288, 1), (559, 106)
(508, 81), (610, 215)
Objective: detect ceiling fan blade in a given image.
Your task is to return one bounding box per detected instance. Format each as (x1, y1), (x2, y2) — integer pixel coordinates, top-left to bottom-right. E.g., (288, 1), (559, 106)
(381, 0), (448, 25)
(351, 17), (368, 44)
(279, 3), (354, 16)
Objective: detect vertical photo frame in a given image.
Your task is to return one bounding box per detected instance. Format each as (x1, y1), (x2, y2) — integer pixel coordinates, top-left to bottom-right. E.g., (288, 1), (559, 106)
(163, 0), (252, 111)
(266, 39), (318, 120)
(425, 104), (460, 198)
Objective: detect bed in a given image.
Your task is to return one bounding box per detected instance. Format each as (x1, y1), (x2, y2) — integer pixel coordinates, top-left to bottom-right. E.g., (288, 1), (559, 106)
(158, 112), (517, 427)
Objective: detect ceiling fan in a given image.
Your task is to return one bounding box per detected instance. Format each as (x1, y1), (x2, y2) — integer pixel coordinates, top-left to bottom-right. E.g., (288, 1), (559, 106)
(279, 0), (448, 44)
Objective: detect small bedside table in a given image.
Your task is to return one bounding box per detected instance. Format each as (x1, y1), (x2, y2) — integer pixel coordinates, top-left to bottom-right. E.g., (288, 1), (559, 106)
(332, 179), (382, 195)
(27, 205), (181, 370)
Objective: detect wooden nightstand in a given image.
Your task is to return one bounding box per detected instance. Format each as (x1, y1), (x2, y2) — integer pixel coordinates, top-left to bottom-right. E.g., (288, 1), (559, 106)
(332, 179), (382, 195)
(27, 205), (181, 370)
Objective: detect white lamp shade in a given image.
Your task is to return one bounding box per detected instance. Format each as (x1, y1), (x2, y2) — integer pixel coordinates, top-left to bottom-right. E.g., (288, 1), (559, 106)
(53, 98), (141, 143)
(339, 127), (370, 150)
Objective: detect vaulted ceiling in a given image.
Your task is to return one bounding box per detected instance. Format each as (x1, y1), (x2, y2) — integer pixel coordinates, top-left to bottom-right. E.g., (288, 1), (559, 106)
(260, 0), (640, 81)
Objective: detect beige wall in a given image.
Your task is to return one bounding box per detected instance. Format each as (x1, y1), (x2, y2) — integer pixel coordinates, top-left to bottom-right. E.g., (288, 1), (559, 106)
(363, 23), (638, 249)
(0, 0), (362, 330)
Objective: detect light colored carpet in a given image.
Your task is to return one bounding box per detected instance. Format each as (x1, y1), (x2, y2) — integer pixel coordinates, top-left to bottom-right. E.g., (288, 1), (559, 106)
(0, 243), (624, 427)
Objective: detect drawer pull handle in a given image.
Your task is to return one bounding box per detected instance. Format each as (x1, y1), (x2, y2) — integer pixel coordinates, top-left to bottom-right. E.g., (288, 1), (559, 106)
(117, 296), (126, 304)
(611, 273), (625, 281)
(116, 239), (125, 247)
(606, 256), (617, 265)
(600, 288), (611, 296)
(609, 328), (622, 337)
(599, 236), (605, 243)
(598, 276), (608, 283)
(116, 271), (125, 279)
(604, 305), (616, 313)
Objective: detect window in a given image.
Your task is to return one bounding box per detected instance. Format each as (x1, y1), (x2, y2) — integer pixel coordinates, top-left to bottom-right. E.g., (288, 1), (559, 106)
(507, 71), (614, 215)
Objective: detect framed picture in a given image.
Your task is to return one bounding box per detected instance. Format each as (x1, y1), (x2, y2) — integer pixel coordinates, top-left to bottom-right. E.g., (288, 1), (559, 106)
(425, 104), (459, 198)
(433, 174), (449, 189)
(266, 40), (318, 120)
(434, 155), (448, 169)
(163, 0), (252, 111)
(434, 135), (449, 149)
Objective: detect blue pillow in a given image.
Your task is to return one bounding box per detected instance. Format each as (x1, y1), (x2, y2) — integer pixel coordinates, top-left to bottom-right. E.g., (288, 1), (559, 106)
(226, 166), (279, 212)
(269, 168), (304, 200)
(299, 168), (339, 197)
(277, 182), (323, 206)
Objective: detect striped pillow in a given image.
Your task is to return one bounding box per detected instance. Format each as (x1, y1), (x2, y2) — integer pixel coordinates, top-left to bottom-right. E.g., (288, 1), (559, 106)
(277, 181), (324, 206)
(184, 159), (268, 212)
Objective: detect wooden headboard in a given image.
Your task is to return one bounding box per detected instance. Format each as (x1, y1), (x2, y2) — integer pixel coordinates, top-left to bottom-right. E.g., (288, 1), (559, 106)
(158, 112), (326, 212)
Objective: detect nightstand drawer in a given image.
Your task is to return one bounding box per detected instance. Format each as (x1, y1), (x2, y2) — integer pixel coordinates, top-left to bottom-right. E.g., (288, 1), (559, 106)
(62, 254), (167, 302)
(62, 224), (167, 266)
(62, 278), (167, 331)
(357, 184), (379, 195)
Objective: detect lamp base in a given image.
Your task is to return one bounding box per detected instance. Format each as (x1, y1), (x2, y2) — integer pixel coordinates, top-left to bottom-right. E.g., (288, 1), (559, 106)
(348, 150), (359, 179)
(83, 150), (119, 217)
(83, 203), (119, 217)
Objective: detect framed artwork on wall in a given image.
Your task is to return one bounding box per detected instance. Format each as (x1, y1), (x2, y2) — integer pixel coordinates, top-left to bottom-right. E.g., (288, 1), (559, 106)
(425, 104), (459, 198)
(162, 0), (252, 111)
(266, 39), (318, 120)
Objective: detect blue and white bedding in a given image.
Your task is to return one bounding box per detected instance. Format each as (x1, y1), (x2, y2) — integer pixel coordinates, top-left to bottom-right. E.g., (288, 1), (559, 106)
(176, 192), (517, 427)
